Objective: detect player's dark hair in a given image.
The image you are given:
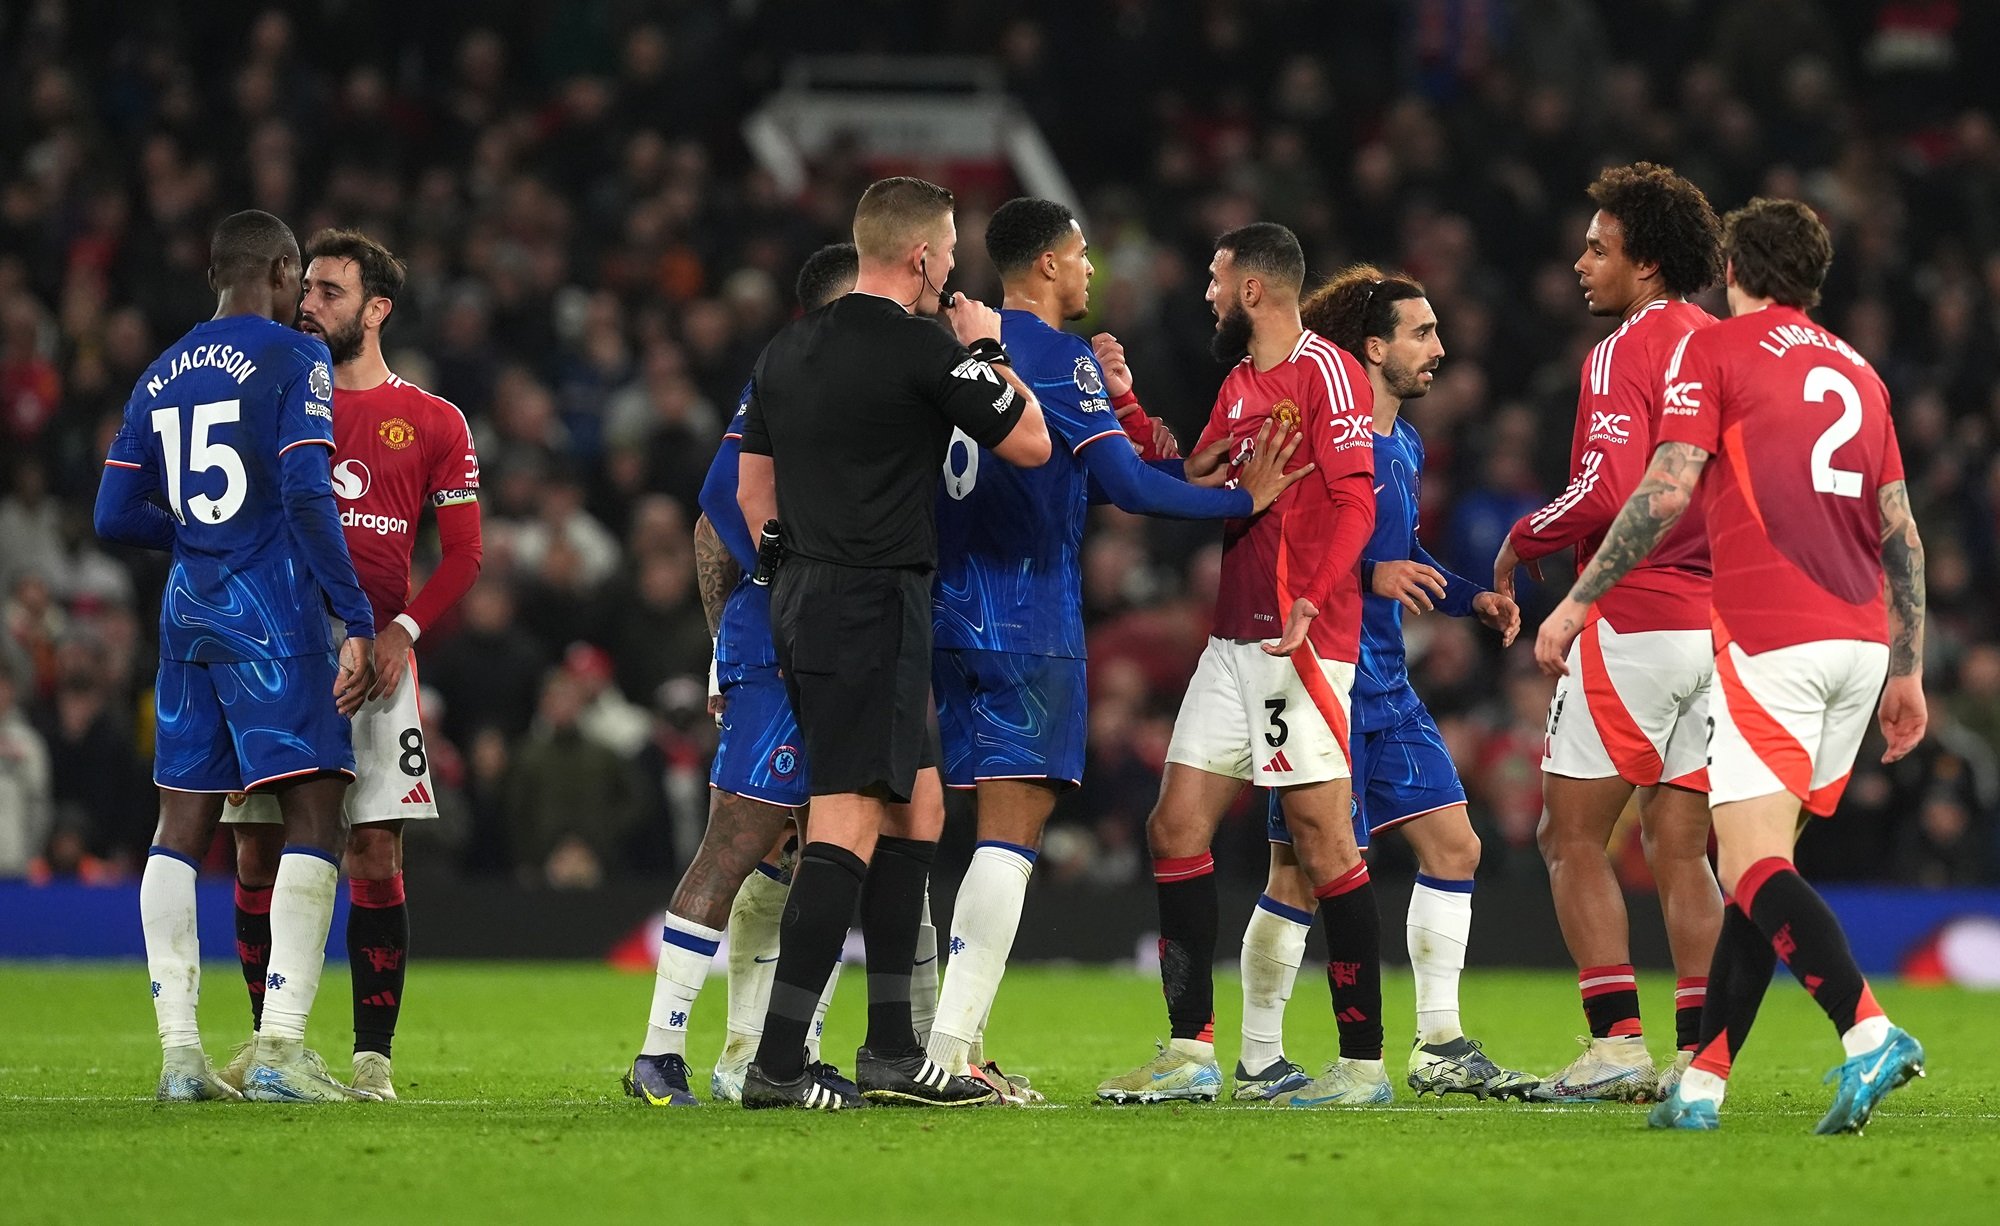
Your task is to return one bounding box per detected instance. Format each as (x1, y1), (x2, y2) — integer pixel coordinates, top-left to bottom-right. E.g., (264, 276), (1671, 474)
(304, 228), (408, 305)
(208, 209), (298, 287)
(1301, 264), (1428, 363)
(985, 197), (1077, 278)
(1723, 198), (1834, 309)
(1586, 162), (1723, 297)
(853, 176), (955, 262)
(1214, 222), (1306, 295)
(795, 242), (858, 311)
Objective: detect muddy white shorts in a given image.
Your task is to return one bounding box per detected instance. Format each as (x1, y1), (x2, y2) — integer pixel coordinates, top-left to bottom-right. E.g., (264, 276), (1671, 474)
(1166, 637), (1354, 787)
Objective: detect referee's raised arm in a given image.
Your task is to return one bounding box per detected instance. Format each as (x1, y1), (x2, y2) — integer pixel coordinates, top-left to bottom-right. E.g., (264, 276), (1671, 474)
(729, 177), (1042, 1110)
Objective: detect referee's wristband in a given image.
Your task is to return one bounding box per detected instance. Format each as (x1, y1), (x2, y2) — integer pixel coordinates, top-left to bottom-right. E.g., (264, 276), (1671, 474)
(966, 337), (1010, 368)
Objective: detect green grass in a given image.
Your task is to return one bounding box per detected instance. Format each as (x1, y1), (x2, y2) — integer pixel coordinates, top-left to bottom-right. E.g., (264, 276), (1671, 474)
(2, 962), (1995, 1225)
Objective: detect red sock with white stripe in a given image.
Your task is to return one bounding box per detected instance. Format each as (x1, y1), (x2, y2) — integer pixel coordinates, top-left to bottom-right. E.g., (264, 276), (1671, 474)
(348, 873), (409, 1057)
(1314, 863), (1383, 1062)
(1154, 852), (1218, 1055)
(1578, 964), (1642, 1039)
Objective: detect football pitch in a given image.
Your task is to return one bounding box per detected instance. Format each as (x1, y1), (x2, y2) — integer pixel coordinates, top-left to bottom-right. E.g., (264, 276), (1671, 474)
(3, 962), (1994, 1225)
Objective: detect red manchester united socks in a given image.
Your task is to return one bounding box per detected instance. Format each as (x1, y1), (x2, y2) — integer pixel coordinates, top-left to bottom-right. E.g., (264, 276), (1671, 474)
(234, 878), (273, 1029)
(1154, 853), (1218, 1048)
(348, 873), (408, 1057)
(1737, 857), (1889, 1052)
(1579, 963), (1643, 1039)
(1685, 903), (1777, 1102)
(1315, 863), (1383, 1061)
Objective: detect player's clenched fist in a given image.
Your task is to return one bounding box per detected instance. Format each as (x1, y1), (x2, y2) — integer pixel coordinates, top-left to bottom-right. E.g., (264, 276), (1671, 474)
(1089, 332), (1134, 398)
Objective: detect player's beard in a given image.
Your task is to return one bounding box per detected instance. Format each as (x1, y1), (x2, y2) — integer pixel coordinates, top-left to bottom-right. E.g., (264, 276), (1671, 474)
(1210, 301), (1253, 364)
(316, 313), (366, 365)
(1384, 356), (1434, 400)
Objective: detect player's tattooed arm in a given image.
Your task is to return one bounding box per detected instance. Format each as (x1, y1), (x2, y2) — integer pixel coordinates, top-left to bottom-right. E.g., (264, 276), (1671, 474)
(1566, 441), (1710, 607)
(693, 514), (740, 639)
(1878, 479), (1926, 677)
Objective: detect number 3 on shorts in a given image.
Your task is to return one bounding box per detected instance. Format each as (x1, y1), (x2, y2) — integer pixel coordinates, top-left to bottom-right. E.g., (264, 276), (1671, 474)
(1264, 698), (1288, 748)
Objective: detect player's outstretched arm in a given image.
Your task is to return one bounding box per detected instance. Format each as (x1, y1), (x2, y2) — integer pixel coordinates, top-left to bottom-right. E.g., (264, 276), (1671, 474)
(92, 462), (177, 551)
(1877, 478), (1928, 762)
(1534, 440), (1708, 675)
(1083, 417), (1290, 519)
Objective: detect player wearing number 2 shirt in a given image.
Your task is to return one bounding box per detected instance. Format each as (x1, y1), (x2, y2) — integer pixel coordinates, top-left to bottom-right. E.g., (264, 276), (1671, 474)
(1538, 199), (1928, 1136)
(223, 229), (483, 1104)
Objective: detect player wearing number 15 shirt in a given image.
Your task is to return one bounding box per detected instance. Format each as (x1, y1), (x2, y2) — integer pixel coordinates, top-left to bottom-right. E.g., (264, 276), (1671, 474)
(1537, 199), (1929, 1135)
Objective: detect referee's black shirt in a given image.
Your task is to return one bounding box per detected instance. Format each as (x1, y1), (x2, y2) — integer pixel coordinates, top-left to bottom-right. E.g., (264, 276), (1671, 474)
(740, 292), (1028, 569)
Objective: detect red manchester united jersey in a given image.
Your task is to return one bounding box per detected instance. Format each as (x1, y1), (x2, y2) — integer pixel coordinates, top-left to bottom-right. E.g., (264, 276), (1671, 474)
(1510, 298), (1715, 631)
(329, 373), (480, 628)
(1195, 330), (1376, 662)
(1656, 305), (1902, 654)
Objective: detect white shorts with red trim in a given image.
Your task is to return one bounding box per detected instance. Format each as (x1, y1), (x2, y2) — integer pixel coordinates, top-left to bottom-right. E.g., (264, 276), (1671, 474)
(1543, 617), (1711, 789)
(1166, 636), (1354, 787)
(1709, 634), (1886, 816)
(225, 649), (438, 826)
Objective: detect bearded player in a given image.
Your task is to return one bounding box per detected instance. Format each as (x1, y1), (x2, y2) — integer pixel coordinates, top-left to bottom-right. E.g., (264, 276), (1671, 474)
(225, 229), (483, 1102)
(1493, 164), (1726, 1101)
(1097, 222), (1388, 1108)
(1234, 267), (1538, 1102)
(926, 198), (1306, 1100)
(1531, 199), (1928, 1135)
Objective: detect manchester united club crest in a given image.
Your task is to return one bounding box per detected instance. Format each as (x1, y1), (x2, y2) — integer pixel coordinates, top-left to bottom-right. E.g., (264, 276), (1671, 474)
(1270, 398), (1302, 430)
(378, 417), (416, 450)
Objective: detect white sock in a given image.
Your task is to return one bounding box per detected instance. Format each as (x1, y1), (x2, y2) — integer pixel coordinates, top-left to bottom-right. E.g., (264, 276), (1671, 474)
(1240, 894), (1310, 1072)
(259, 849), (339, 1043)
(1170, 1036), (1216, 1062)
(723, 865), (788, 1048)
(140, 848), (202, 1051)
(1842, 1013), (1892, 1058)
(912, 887), (941, 1044)
(926, 843), (1035, 1069)
(807, 958), (842, 1063)
(641, 912), (722, 1056)
(1408, 875), (1474, 1044)
(1680, 1067), (1727, 1105)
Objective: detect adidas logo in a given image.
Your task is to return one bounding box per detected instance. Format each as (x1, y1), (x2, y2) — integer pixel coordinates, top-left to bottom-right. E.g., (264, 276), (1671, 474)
(400, 782), (432, 805)
(1264, 750), (1294, 773)
(360, 991), (399, 1008)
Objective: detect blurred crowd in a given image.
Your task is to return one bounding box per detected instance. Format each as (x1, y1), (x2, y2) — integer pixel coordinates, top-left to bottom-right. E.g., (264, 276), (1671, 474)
(3, 0), (1998, 889)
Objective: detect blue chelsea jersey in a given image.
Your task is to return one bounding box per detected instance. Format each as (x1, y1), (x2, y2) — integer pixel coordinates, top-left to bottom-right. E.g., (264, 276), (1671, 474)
(932, 311), (1129, 659)
(1355, 417), (1468, 733)
(106, 315), (349, 663)
(709, 390), (777, 668)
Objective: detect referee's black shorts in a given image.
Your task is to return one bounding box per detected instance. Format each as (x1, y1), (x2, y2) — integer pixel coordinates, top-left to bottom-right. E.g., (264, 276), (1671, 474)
(771, 557), (936, 804)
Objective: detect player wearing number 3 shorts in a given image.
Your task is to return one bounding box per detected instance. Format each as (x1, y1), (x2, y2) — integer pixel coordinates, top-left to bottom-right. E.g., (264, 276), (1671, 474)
(1539, 199), (1929, 1135)
(1097, 223), (1389, 1109)
(225, 231), (483, 1101)
(1496, 165), (1726, 1101)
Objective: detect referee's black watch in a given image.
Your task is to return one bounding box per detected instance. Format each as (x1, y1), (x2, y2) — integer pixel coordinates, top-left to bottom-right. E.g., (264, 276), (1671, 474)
(966, 337), (1011, 368)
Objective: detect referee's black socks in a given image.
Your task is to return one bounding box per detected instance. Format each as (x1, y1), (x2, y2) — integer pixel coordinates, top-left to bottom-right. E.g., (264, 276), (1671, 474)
(755, 842), (867, 1081)
(862, 835), (936, 1054)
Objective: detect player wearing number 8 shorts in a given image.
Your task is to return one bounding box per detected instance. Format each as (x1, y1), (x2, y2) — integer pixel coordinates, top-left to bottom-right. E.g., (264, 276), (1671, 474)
(1538, 198), (1929, 1135)
(1494, 165), (1726, 1101)
(225, 231), (483, 1102)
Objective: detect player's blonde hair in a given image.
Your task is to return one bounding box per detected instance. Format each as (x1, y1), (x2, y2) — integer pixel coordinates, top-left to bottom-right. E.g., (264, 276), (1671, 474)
(853, 177), (954, 264)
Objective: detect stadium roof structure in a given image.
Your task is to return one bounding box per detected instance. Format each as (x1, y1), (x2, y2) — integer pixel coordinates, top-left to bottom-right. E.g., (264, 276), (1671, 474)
(744, 56), (1084, 223)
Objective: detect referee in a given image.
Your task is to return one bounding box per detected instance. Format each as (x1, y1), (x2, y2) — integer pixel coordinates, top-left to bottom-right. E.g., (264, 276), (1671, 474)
(737, 177), (1050, 1109)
